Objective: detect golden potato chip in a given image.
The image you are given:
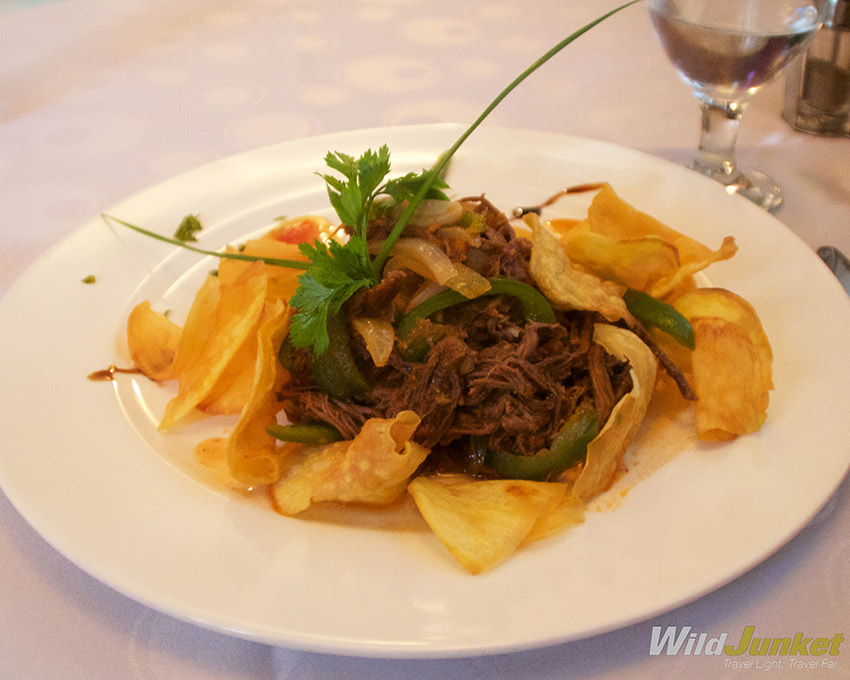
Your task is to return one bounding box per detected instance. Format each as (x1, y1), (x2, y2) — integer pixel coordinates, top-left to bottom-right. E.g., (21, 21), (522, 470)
(196, 334), (258, 416)
(159, 261), (268, 430)
(167, 274), (220, 379)
(673, 287), (773, 390)
(271, 411), (428, 515)
(522, 491), (585, 545)
(226, 299), (290, 486)
(219, 239), (307, 304)
(527, 213), (632, 323)
(572, 324), (657, 502)
(689, 318), (769, 440)
(126, 300), (181, 381)
(583, 184), (738, 297)
(408, 475), (568, 574)
(672, 288), (773, 440)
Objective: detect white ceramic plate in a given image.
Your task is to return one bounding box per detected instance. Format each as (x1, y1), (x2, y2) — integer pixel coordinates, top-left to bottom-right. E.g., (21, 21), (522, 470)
(1, 125), (850, 658)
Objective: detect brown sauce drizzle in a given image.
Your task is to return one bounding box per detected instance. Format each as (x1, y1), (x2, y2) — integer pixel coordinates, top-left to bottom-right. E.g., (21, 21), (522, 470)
(87, 364), (143, 382)
(512, 182), (606, 217)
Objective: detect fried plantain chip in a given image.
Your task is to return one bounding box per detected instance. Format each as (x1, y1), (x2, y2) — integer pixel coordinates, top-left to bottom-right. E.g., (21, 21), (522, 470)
(271, 411), (428, 515)
(126, 301), (181, 381)
(197, 328), (258, 415)
(408, 476), (569, 574)
(218, 215), (328, 303)
(225, 298), (290, 486)
(522, 491), (585, 545)
(265, 215), (329, 244)
(159, 260), (268, 430)
(527, 213), (632, 323)
(673, 288), (773, 440)
(169, 273), (221, 379)
(572, 324), (658, 502)
(581, 184), (738, 298)
(218, 239), (307, 304)
(563, 231), (682, 293)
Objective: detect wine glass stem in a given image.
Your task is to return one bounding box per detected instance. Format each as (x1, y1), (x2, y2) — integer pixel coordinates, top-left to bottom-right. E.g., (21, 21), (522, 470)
(693, 101), (744, 185)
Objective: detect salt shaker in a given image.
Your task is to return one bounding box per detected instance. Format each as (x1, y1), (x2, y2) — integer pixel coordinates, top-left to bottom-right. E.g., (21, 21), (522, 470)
(783, 0), (850, 136)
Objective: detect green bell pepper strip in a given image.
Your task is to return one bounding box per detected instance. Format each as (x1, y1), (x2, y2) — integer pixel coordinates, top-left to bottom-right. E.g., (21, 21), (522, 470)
(266, 423), (343, 445)
(311, 312), (370, 399)
(623, 288), (695, 350)
(397, 277), (557, 340)
(483, 404), (599, 481)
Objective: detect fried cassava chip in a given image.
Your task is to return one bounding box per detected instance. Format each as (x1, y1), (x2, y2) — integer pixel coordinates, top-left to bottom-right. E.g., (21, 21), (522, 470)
(159, 260), (268, 430)
(271, 411), (428, 515)
(673, 288), (773, 440)
(408, 475), (571, 574)
(225, 298), (290, 486)
(527, 212), (631, 323)
(126, 300), (181, 381)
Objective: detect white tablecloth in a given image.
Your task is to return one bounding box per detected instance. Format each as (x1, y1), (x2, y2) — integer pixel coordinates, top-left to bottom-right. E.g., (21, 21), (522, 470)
(1, 0), (848, 677)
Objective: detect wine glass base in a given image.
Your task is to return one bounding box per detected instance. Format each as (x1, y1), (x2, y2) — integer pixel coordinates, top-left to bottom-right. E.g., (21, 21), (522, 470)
(692, 163), (783, 212)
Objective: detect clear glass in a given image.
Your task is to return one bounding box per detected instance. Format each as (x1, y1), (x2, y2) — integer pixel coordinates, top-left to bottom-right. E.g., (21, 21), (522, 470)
(646, 0), (830, 211)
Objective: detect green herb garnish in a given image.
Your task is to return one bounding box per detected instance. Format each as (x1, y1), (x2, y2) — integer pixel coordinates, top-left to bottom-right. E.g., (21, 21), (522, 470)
(103, 215), (311, 270)
(287, 146), (450, 353)
(81, 274), (96, 284)
(173, 214), (203, 242)
(288, 236), (375, 354)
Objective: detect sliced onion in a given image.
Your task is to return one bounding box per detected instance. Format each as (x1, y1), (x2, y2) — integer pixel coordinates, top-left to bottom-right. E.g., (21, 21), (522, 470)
(386, 238), (491, 298)
(388, 199), (464, 227)
(351, 317), (395, 367)
(407, 280), (448, 310)
(388, 238), (457, 282)
(445, 262), (492, 298)
(436, 226), (481, 248)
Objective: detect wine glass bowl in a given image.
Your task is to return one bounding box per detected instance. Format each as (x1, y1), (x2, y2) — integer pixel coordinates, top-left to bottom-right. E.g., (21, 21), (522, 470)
(646, 0), (830, 211)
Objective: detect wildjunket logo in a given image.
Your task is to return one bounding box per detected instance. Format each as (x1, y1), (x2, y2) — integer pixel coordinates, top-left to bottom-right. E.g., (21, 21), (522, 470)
(650, 626), (843, 671)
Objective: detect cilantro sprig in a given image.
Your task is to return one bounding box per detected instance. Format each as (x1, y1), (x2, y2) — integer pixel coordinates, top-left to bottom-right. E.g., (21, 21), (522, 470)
(288, 146), (449, 353)
(287, 234), (374, 354)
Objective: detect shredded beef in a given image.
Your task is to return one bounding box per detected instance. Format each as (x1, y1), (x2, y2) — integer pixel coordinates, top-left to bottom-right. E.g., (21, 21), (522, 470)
(281, 302), (632, 465)
(280, 201), (635, 475)
(281, 390), (374, 441)
(346, 269), (418, 323)
(455, 195), (535, 284)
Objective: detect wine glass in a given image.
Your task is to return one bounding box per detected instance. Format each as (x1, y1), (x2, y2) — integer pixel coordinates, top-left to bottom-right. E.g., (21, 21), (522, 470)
(646, 0), (830, 211)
